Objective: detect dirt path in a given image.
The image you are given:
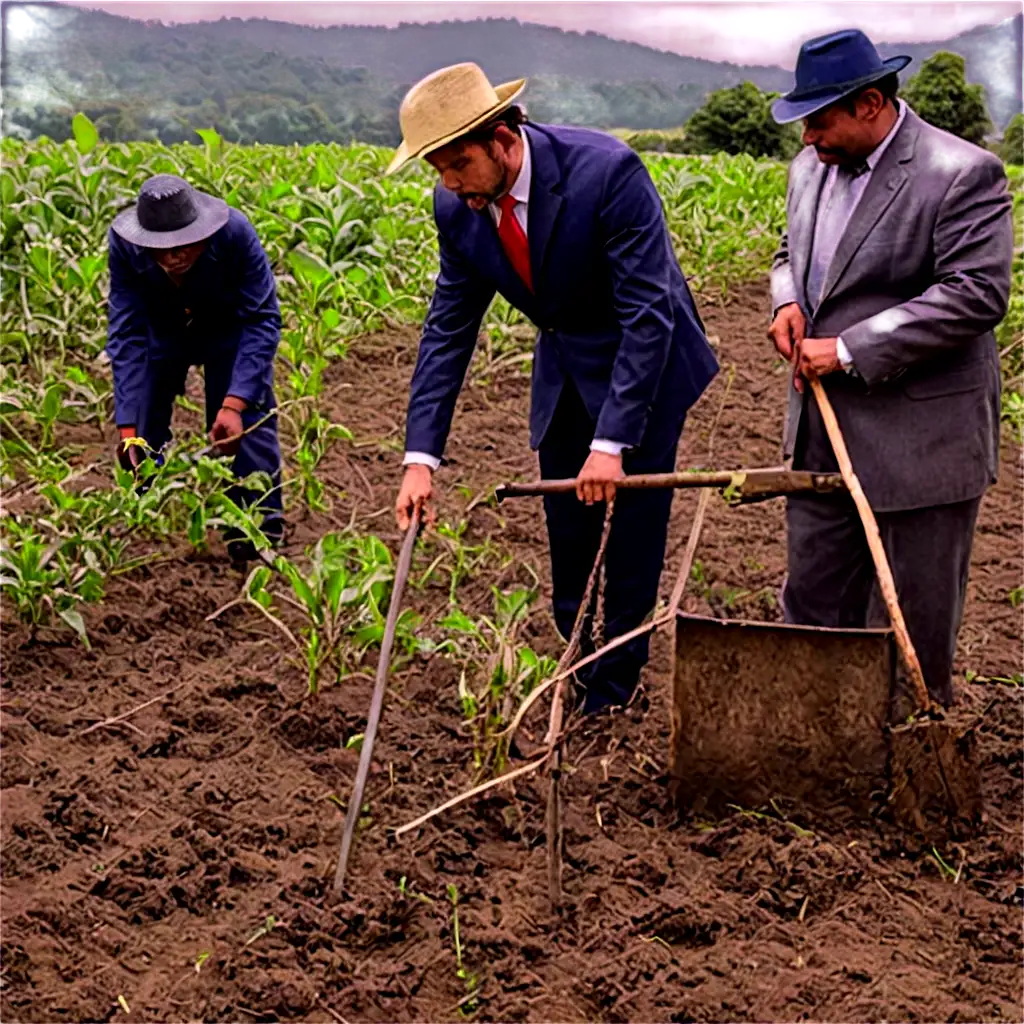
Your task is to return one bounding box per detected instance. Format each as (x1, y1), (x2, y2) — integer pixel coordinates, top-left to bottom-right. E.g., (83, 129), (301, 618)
(2, 282), (1021, 1023)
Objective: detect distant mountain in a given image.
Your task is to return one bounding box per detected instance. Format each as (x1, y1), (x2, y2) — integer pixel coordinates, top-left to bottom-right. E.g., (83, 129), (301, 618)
(876, 15), (1022, 130)
(187, 14), (798, 92)
(1, 3), (1020, 147)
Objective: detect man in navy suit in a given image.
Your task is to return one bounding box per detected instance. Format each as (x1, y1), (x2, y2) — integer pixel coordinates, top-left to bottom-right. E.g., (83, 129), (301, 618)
(107, 174), (284, 563)
(391, 64), (718, 713)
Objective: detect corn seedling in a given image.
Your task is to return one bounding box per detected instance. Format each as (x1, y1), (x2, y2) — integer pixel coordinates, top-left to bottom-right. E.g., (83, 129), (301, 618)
(438, 586), (557, 777)
(245, 531), (430, 694)
(446, 884), (479, 1015)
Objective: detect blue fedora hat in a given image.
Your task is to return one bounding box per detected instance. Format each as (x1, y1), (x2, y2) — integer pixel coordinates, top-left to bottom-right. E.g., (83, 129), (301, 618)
(772, 29), (911, 124)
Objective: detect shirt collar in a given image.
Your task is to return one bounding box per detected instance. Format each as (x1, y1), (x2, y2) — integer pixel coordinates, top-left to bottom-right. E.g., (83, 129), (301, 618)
(507, 130), (532, 205)
(865, 99), (907, 171)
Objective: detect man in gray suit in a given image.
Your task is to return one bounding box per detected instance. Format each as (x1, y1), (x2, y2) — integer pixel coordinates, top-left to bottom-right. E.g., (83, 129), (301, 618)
(768, 29), (1014, 707)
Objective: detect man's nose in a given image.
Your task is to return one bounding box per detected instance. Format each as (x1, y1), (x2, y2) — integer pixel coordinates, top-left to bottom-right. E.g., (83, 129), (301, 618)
(801, 122), (817, 146)
(441, 169), (461, 192)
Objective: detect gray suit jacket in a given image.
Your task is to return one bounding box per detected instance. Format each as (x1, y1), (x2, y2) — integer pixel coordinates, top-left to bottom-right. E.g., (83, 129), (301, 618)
(771, 108), (1014, 513)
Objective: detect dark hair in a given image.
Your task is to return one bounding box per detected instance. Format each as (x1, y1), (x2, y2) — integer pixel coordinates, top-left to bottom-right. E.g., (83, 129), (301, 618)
(461, 104), (528, 144)
(838, 72), (900, 115)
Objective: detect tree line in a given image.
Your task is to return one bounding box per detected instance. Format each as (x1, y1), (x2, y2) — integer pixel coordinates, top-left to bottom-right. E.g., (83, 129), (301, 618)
(626, 52), (1022, 165)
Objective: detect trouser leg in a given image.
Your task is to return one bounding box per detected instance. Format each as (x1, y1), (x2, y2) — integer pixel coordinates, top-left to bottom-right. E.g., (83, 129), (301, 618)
(784, 493), (982, 708)
(539, 383), (680, 712)
(868, 499), (982, 708)
(136, 358), (190, 457)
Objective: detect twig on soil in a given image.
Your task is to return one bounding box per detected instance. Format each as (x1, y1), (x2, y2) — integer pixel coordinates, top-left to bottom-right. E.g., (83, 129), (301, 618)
(315, 998), (351, 1024)
(501, 486), (710, 746)
(393, 757), (548, 837)
(205, 597), (245, 622)
(247, 598), (302, 651)
(79, 682), (188, 735)
(546, 498), (616, 906)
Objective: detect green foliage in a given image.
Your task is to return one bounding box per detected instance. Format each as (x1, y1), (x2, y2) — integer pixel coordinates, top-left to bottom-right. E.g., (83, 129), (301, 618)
(900, 51), (992, 145)
(245, 532), (430, 694)
(684, 82), (801, 160)
(1000, 113), (1024, 166)
(434, 586), (557, 777)
(624, 130), (691, 154)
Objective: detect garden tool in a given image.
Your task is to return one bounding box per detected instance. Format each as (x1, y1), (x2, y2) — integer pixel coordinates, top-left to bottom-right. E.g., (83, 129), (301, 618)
(495, 467), (845, 505)
(670, 377), (981, 837)
(334, 506), (422, 894)
(496, 398), (980, 836)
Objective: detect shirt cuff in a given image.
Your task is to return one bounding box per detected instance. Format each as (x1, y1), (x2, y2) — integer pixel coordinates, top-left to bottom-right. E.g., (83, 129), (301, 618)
(836, 337), (855, 373)
(403, 451), (441, 471)
(590, 439), (627, 457)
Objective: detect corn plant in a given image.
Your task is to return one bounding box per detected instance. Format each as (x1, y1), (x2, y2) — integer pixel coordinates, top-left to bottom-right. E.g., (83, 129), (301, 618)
(435, 586), (557, 777)
(416, 518), (507, 606)
(244, 531), (429, 695)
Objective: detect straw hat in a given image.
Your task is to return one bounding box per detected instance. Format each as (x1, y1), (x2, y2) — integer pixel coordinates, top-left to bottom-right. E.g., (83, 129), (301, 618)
(386, 62), (527, 175)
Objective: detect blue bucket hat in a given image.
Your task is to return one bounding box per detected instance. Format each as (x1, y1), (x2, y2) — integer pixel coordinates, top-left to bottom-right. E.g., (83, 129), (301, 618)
(772, 29), (911, 125)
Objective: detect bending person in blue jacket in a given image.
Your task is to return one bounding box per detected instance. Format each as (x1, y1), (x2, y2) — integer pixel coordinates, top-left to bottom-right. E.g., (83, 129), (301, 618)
(106, 174), (284, 563)
(392, 64), (719, 714)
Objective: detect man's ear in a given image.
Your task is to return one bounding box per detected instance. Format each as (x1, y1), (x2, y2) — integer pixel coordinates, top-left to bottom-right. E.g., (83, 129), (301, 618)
(859, 87), (887, 121)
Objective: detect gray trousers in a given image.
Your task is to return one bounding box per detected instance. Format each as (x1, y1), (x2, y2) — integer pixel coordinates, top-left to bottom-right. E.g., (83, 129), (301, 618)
(783, 493), (981, 708)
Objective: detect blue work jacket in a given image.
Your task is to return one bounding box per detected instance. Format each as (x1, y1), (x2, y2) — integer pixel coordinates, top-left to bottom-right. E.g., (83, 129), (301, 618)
(106, 208), (281, 427)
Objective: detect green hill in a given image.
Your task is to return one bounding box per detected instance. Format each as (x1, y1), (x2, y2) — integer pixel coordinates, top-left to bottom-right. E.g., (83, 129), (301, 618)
(2, 2), (1020, 145)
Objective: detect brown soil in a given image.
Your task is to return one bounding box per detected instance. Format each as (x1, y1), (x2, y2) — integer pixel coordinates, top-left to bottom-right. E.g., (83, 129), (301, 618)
(3, 282), (1022, 1023)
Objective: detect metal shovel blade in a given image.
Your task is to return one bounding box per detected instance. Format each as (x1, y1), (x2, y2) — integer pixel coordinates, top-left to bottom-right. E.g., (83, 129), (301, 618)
(670, 613), (897, 817)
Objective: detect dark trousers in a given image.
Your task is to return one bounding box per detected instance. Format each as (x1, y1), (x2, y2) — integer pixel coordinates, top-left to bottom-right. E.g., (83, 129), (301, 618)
(539, 383), (681, 712)
(783, 493), (981, 707)
(138, 352), (284, 528)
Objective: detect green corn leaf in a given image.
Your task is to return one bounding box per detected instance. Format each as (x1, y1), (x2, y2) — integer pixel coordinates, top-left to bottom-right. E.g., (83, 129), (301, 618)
(283, 565), (319, 618)
(195, 127), (222, 154)
(41, 383), (65, 422)
(71, 112), (99, 154)
(58, 607), (90, 648)
(287, 248), (331, 288)
(323, 569), (348, 616)
(187, 507), (207, 548)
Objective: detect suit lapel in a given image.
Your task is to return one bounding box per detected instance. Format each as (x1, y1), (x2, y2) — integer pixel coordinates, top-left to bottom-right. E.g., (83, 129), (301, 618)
(523, 126), (564, 289)
(818, 113), (917, 306)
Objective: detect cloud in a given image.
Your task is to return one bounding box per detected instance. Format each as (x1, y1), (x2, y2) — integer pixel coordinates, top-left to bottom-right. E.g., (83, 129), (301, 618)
(67, 1), (1021, 65)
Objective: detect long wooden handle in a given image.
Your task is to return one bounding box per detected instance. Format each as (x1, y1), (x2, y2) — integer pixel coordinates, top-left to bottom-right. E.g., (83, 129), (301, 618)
(333, 507), (421, 893)
(808, 377), (932, 712)
(495, 469), (845, 501)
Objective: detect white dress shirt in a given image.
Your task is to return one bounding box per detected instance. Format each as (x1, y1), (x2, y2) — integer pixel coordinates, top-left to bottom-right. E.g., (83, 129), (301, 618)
(404, 132), (625, 471)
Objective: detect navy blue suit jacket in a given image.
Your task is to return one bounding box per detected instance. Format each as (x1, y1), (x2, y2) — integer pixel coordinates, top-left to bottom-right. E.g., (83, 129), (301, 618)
(106, 208), (281, 428)
(404, 123), (719, 459)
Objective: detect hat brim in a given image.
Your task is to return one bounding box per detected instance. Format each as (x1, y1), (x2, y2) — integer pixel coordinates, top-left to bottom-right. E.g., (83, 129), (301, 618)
(111, 191), (231, 248)
(385, 78), (528, 175)
(771, 55), (911, 124)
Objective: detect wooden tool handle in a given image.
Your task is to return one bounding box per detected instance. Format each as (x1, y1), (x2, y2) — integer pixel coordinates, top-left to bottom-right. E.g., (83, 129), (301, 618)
(808, 377), (932, 712)
(333, 507), (422, 894)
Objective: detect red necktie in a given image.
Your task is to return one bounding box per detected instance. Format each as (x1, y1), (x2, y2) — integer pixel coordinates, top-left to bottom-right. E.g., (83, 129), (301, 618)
(496, 193), (532, 291)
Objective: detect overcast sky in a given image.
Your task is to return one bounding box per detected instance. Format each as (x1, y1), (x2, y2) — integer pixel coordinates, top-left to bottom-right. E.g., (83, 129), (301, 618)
(67, 1), (1022, 66)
